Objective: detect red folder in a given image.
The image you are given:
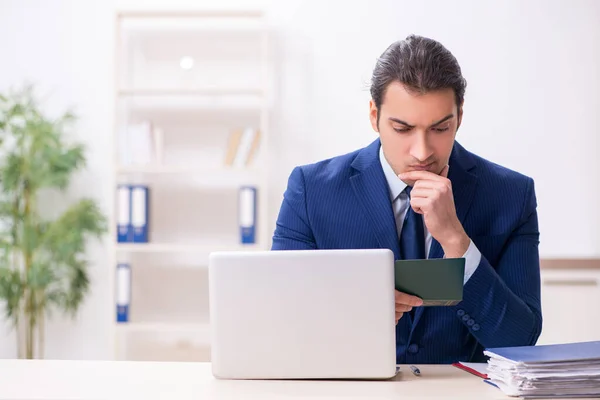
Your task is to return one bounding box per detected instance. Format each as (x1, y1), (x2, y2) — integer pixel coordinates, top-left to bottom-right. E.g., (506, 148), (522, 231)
(452, 362), (489, 379)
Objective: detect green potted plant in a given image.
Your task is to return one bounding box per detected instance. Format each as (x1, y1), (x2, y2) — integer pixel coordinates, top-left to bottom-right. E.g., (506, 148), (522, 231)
(0, 85), (107, 359)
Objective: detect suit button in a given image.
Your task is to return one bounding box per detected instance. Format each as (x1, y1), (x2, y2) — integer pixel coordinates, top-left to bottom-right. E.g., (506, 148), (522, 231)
(408, 344), (419, 354)
(462, 314), (470, 322)
(472, 324), (480, 331)
(457, 309), (465, 317)
(467, 319), (475, 326)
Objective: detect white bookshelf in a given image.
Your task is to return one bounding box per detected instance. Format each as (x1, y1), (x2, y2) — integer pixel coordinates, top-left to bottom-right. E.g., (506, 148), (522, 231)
(115, 243), (261, 254)
(109, 10), (271, 362)
(118, 88), (265, 96)
(116, 322), (210, 336)
(115, 167), (263, 189)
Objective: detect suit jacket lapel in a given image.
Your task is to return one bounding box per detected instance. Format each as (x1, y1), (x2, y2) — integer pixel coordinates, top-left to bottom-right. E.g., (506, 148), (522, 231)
(349, 139), (401, 259)
(447, 141), (478, 239)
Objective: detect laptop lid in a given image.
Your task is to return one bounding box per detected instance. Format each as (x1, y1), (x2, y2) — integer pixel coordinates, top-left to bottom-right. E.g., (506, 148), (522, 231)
(208, 249), (396, 380)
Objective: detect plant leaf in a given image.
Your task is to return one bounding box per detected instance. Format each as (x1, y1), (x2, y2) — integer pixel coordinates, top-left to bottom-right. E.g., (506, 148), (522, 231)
(45, 256), (89, 317)
(39, 199), (106, 261)
(26, 262), (54, 290)
(0, 85), (108, 325)
(0, 267), (24, 326)
(64, 257), (89, 315)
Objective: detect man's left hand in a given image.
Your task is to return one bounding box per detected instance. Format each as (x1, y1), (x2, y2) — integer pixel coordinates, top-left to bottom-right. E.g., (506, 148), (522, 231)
(399, 165), (470, 258)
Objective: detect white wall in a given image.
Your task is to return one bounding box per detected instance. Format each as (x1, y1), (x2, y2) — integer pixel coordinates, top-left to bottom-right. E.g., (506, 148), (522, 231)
(0, 0), (599, 359)
(0, 0), (116, 359)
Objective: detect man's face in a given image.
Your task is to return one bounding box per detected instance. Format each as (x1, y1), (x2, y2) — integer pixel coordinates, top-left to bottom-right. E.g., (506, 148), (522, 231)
(369, 81), (462, 185)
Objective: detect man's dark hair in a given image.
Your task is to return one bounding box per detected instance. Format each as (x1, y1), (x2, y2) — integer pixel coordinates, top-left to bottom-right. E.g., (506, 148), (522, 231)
(370, 34), (467, 125)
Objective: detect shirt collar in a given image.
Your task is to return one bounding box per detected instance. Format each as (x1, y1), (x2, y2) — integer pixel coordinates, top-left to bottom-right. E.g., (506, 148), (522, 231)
(379, 145), (407, 202)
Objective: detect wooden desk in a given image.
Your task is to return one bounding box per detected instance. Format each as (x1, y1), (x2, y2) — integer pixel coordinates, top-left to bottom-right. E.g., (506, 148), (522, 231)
(0, 360), (521, 400)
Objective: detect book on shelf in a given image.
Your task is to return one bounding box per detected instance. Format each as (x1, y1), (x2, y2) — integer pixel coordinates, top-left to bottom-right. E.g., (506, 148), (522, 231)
(116, 184), (150, 243)
(118, 120), (164, 167)
(224, 127), (260, 167)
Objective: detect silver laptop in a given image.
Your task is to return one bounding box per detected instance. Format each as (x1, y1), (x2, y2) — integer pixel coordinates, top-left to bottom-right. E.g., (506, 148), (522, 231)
(208, 248), (397, 380)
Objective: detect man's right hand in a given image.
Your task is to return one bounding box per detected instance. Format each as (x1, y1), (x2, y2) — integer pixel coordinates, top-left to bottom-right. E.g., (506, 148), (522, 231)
(395, 290), (423, 324)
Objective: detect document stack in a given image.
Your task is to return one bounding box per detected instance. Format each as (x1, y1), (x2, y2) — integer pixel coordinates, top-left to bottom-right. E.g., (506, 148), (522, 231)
(483, 340), (600, 398)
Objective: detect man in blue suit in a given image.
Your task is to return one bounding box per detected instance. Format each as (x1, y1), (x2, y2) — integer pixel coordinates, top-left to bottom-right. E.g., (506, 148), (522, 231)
(271, 34), (542, 364)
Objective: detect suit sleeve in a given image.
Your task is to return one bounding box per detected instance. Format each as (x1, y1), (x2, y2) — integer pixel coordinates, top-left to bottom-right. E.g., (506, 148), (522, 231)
(458, 177), (542, 349)
(271, 166), (317, 250)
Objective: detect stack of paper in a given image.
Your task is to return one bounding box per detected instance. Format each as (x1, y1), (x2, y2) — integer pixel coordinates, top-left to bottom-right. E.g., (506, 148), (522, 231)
(483, 341), (600, 398)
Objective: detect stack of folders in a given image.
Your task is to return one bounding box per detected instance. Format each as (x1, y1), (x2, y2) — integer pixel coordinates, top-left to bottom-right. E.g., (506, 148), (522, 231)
(483, 340), (600, 398)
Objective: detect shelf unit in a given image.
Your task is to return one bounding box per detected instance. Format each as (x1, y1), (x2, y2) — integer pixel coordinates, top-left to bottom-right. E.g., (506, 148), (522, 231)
(109, 10), (271, 362)
(116, 322), (210, 336)
(115, 243), (262, 253)
(118, 88), (265, 96)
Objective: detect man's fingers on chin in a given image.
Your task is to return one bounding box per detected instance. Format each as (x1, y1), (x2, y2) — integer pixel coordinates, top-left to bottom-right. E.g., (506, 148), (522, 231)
(414, 180), (444, 190)
(400, 170), (444, 182)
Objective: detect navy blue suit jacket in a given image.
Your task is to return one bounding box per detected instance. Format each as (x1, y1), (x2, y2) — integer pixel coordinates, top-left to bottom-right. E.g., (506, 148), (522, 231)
(271, 138), (542, 364)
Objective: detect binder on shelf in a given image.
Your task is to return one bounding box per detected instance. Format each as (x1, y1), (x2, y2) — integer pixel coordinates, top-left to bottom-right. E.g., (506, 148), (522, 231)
(116, 184), (132, 242)
(239, 186), (257, 244)
(131, 185), (150, 243)
(116, 263), (131, 323)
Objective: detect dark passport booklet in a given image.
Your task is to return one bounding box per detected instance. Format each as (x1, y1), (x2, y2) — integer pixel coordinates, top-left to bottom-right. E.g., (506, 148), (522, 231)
(394, 258), (465, 306)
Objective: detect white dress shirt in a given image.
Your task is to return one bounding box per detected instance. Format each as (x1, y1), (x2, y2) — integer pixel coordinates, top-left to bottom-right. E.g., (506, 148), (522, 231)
(379, 147), (481, 284)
